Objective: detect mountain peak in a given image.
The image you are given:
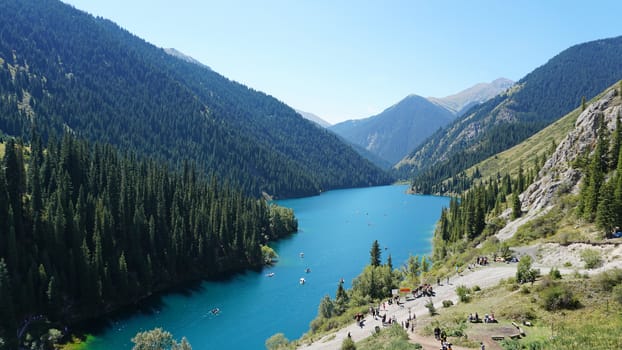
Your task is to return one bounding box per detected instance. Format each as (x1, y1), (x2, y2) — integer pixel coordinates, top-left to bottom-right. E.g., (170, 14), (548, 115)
(428, 78), (514, 115)
(295, 109), (332, 127)
(164, 48), (211, 69)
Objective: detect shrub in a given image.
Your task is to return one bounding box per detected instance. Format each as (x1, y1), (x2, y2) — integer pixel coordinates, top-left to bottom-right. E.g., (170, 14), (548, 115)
(548, 267), (562, 280)
(540, 286), (580, 311)
(595, 268), (622, 291)
(318, 295), (335, 318)
(341, 337), (356, 350)
(442, 300), (454, 308)
(456, 285), (471, 303)
(425, 299), (437, 316)
(516, 255), (539, 284)
(580, 249), (603, 269)
(472, 285), (481, 292)
(266, 333), (290, 350)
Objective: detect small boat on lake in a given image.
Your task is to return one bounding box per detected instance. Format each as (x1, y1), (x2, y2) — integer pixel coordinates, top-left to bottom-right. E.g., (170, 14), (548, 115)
(266, 272), (275, 277)
(305, 267), (311, 273)
(299, 277), (306, 285)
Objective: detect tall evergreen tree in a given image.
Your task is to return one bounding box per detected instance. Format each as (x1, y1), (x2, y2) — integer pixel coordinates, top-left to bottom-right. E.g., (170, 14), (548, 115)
(370, 240), (381, 267)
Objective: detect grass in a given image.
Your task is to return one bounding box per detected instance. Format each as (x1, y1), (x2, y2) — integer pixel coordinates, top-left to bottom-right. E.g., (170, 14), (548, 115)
(356, 324), (421, 350)
(412, 268), (622, 349)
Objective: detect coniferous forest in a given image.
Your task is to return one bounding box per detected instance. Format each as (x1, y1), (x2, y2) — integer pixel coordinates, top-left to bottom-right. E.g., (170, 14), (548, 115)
(0, 132), (297, 348)
(0, 0), (391, 199)
(433, 99), (622, 262)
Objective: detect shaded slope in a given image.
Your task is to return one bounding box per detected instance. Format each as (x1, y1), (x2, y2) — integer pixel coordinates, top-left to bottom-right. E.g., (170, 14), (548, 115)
(330, 95), (455, 164)
(0, 0), (390, 198)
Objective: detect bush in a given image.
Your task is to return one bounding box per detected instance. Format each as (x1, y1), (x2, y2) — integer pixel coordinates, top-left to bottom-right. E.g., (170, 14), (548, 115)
(540, 286), (580, 311)
(319, 295), (335, 318)
(580, 249), (603, 269)
(266, 333), (290, 350)
(595, 268), (622, 291)
(516, 255), (540, 284)
(442, 300), (454, 308)
(425, 299), (437, 316)
(456, 285), (471, 303)
(548, 267), (562, 280)
(341, 337), (356, 350)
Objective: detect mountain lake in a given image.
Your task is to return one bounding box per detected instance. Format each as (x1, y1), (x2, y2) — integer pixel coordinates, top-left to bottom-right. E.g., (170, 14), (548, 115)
(84, 185), (450, 349)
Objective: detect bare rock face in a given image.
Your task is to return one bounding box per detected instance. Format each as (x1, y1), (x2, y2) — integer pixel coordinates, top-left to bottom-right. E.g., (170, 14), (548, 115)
(522, 89), (620, 212)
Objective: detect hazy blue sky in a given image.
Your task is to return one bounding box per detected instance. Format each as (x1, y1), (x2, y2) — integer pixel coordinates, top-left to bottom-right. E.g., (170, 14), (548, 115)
(62, 0), (622, 124)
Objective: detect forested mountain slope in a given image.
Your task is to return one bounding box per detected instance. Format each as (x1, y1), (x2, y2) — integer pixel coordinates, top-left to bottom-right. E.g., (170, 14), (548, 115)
(0, 0), (390, 199)
(330, 79), (511, 166)
(398, 36), (622, 192)
(0, 133), (298, 348)
(330, 95), (455, 164)
(431, 81), (622, 263)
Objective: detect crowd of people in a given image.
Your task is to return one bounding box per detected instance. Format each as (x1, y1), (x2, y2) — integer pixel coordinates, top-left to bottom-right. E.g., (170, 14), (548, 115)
(411, 284), (435, 298)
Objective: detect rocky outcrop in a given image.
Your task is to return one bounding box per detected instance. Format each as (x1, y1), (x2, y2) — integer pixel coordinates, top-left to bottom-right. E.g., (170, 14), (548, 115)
(497, 87), (621, 241)
(521, 89), (620, 212)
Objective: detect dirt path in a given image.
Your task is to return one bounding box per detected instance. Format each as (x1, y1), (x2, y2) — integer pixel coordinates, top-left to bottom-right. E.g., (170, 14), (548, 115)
(297, 265), (517, 349)
(296, 241), (622, 350)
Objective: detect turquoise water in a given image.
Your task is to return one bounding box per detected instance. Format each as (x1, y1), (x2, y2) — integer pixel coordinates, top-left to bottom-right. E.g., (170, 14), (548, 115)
(86, 185), (449, 349)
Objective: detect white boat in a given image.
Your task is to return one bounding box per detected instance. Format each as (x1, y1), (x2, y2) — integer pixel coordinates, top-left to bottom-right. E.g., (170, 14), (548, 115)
(299, 252), (304, 258)
(266, 272), (275, 277)
(299, 277), (306, 285)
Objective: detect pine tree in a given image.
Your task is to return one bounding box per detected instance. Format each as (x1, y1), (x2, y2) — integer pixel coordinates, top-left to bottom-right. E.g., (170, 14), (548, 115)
(582, 114), (609, 221)
(512, 193), (522, 220)
(369, 240), (381, 267)
(596, 180), (616, 234)
(0, 259), (16, 348)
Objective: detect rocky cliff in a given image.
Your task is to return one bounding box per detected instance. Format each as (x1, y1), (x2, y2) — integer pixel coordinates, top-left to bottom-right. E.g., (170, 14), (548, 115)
(497, 85), (621, 241)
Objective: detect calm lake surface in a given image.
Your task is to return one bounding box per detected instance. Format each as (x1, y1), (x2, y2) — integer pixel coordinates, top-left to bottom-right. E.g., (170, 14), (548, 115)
(86, 185), (449, 349)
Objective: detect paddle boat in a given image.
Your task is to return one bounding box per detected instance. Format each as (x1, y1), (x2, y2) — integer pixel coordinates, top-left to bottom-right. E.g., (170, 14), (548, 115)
(299, 277), (306, 285)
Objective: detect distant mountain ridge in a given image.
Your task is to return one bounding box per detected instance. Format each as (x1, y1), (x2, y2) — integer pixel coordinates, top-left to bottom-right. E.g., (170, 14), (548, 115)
(329, 79), (512, 166)
(429, 78), (514, 116)
(330, 95), (455, 164)
(399, 35), (622, 192)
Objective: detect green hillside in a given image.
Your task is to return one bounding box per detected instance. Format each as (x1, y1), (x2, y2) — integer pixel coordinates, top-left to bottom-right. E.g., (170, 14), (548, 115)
(399, 36), (622, 193)
(0, 0), (390, 199)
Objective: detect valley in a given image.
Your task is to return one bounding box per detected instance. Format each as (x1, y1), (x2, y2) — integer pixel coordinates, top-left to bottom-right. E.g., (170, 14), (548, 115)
(1, 1), (622, 350)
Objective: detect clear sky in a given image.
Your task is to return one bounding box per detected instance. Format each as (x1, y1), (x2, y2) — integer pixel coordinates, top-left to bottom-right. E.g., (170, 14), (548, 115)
(62, 0), (622, 124)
